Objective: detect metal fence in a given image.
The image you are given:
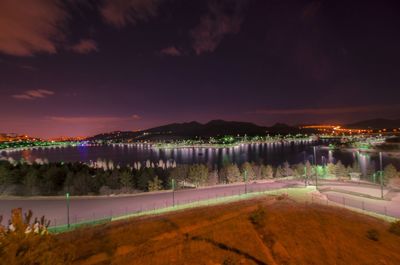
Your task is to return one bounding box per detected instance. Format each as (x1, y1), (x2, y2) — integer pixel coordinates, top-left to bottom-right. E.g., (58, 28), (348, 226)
(310, 192), (398, 219)
(48, 184), (298, 233)
(44, 182), (399, 233)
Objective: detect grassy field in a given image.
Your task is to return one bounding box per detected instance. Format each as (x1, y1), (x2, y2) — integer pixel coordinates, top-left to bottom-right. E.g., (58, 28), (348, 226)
(45, 194), (400, 265)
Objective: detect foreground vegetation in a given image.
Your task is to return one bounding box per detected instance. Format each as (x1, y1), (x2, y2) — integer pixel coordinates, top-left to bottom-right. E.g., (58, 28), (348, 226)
(0, 157), (399, 196)
(2, 197), (400, 264)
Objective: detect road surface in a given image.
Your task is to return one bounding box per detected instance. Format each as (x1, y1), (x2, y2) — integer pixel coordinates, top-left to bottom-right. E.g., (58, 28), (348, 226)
(0, 180), (302, 227)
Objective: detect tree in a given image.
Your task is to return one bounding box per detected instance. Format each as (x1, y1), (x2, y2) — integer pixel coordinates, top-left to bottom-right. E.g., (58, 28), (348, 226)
(241, 162), (255, 181)
(40, 165), (62, 195)
(0, 162), (11, 186)
(275, 166), (283, 178)
(64, 171), (74, 193)
(326, 163), (336, 178)
(169, 165), (189, 187)
(188, 164), (208, 187)
(384, 164), (398, 183)
(350, 161), (362, 174)
(219, 164), (241, 183)
(137, 168), (155, 191)
(23, 169), (39, 195)
(148, 176), (163, 191)
(119, 170), (133, 189)
(335, 161), (348, 180)
(208, 170), (219, 185)
(260, 165), (273, 179)
(72, 172), (91, 195)
(293, 163), (305, 179)
(281, 161), (293, 177)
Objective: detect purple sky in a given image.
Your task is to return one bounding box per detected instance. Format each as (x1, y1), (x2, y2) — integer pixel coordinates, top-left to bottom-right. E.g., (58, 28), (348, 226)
(1, 0), (400, 138)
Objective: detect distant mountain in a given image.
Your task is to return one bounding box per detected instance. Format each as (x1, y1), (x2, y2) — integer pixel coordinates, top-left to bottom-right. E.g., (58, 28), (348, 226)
(346, 118), (400, 129)
(87, 120), (302, 141)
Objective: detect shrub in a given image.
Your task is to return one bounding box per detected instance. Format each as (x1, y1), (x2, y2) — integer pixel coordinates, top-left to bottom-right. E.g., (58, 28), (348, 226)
(366, 229), (379, 241)
(276, 193), (288, 200)
(389, 221), (400, 236)
(0, 208), (75, 264)
(249, 205), (266, 226)
(222, 257), (237, 265)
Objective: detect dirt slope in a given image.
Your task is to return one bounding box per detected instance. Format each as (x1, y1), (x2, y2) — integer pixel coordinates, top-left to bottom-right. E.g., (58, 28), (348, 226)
(55, 196), (400, 265)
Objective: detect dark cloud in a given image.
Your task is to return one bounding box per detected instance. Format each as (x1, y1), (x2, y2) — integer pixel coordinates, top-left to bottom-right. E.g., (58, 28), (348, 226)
(250, 105), (400, 115)
(0, 0), (67, 56)
(100, 0), (162, 28)
(159, 46), (182, 56)
(70, 39), (98, 54)
(302, 1), (322, 20)
(191, 0), (246, 55)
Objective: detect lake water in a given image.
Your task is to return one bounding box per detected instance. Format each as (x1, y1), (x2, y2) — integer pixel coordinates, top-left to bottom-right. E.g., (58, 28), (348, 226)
(2, 141), (400, 175)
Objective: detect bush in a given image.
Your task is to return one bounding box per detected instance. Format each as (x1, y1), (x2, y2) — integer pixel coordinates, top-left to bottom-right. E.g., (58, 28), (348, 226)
(389, 221), (400, 236)
(249, 205), (266, 226)
(366, 229), (379, 241)
(0, 208), (75, 264)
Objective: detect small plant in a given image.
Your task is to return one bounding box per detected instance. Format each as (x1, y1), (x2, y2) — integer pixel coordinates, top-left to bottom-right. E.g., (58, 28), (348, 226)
(366, 229), (379, 241)
(249, 205), (266, 226)
(389, 220), (400, 236)
(276, 193), (288, 200)
(222, 257), (236, 265)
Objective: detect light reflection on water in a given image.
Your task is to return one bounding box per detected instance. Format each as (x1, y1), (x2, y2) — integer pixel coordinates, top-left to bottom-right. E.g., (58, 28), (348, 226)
(1, 142), (400, 172)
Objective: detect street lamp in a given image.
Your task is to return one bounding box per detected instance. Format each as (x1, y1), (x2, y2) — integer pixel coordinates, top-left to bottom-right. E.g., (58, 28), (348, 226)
(66, 192), (70, 229)
(313, 146), (318, 189)
(379, 152), (384, 199)
(171, 178), (176, 207)
(244, 170), (248, 194)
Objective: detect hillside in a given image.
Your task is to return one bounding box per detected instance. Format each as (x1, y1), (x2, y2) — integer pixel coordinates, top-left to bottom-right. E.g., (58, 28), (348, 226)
(88, 120), (302, 141)
(47, 197), (400, 265)
(347, 118), (400, 129)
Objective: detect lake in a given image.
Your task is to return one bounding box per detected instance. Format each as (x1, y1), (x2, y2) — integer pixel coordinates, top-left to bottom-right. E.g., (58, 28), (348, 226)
(2, 141), (400, 175)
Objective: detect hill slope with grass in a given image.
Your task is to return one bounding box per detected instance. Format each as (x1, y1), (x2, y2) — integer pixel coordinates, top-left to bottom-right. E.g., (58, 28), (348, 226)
(41, 196), (400, 265)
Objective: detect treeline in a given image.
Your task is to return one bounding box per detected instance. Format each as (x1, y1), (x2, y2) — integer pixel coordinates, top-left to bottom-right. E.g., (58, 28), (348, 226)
(0, 159), (399, 196)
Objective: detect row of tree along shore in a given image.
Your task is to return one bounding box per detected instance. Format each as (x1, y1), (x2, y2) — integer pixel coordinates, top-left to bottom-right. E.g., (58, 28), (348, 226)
(0, 158), (399, 196)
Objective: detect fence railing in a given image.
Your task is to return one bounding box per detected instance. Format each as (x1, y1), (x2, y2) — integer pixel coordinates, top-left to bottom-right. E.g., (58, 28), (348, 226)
(42, 182), (399, 233)
(48, 184), (302, 233)
(310, 192), (398, 219)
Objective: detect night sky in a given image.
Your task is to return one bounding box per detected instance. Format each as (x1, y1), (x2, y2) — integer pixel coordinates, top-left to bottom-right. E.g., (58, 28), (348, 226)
(1, 0), (400, 138)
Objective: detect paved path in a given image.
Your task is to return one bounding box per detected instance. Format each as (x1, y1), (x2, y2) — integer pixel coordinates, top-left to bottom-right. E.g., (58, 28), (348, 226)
(0, 180), (302, 227)
(317, 182), (400, 218)
(1, 179), (398, 227)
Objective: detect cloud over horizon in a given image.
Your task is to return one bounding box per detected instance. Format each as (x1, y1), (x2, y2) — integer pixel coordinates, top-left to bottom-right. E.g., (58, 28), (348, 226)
(250, 105), (400, 115)
(12, 89), (55, 100)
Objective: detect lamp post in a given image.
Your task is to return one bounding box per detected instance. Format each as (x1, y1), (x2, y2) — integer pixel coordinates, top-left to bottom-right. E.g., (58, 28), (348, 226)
(244, 170), (248, 194)
(66, 192), (70, 229)
(303, 151), (307, 187)
(379, 152), (384, 199)
(171, 178), (176, 207)
(313, 146), (318, 189)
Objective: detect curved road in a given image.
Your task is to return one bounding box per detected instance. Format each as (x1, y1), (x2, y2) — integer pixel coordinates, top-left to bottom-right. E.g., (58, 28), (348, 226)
(0, 180), (302, 227)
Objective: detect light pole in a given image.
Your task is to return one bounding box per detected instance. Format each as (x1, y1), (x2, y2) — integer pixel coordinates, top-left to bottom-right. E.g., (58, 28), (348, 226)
(303, 151), (307, 187)
(313, 146), (318, 189)
(66, 192), (70, 229)
(171, 178), (176, 207)
(379, 152), (384, 199)
(244, 170), (248, 194)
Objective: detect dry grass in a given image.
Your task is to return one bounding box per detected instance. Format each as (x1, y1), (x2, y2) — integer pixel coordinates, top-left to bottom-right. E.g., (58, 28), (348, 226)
(50, 196), (400, 264)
